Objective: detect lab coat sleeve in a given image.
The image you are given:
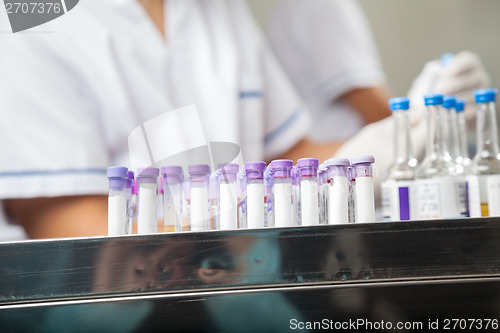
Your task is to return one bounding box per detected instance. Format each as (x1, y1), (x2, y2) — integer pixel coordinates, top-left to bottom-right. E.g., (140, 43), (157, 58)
(267, 0), (386, 103)
(0, 30), (109, 199)
(262, 48), (313, 161)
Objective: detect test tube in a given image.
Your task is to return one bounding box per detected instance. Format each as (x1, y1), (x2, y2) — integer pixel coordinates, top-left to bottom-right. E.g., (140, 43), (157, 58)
(297, 158), (320, 226)
(291, 165), (300, 226)
(271, 159), (293, 228)
(264, 163), (274, 227)
(218, 163), (239, 230)
(107, 166), (129, 236)
(157, 176), (164, 232)
(237, 165), (247, 229)
(189, 164), (211, 231)
(126, 171), (135, 234)
(351, 156), (376, 223)
(245, 161), (266, 229)
(131, 178), (138, 234)
(161, 166), (183, 233)
(325, 158), (350, 224)
(137, 167), (160, 234)
(348, 165), (356, 223)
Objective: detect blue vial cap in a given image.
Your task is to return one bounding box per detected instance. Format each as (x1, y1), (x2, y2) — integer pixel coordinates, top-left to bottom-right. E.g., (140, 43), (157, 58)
(474, 89), (497, 103)
(443, 95), (457, 109)
(455, 99), (465, 113)
(388, 97), (410, 111)
(424, 94), (444, 106)
(440, 53), (455, 68)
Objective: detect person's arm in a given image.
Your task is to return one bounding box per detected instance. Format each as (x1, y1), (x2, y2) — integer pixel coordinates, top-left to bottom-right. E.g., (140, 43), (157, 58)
(4, 196), (108, 239)
(274, 138), (344, 164)
(341, 86), (392, 125)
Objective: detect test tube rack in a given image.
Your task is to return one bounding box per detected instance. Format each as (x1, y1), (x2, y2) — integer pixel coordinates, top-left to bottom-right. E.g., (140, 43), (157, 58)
(2, 218), (500, 331)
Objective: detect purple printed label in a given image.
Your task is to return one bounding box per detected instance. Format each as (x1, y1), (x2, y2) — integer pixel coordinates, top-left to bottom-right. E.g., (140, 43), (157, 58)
(399, 186), (410, 220)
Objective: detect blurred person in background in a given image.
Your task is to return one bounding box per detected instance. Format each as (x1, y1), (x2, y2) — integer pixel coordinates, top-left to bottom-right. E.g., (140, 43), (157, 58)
(264, 0), (489, 183)
(0, 0), (490, 240)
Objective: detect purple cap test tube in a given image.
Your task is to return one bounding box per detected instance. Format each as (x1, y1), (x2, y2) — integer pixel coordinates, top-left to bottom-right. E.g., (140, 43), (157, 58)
(137, 167), (159, 234)
(245, 161), (266, 228)
(351, 156), (375, 223)
(189, 164), (210, 231)
(297, 158), (320, 226)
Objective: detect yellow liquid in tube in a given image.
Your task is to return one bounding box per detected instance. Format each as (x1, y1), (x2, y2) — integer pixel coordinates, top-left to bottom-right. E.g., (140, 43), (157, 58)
(164, 225), (175, 233)
(481, 203), (489, 217)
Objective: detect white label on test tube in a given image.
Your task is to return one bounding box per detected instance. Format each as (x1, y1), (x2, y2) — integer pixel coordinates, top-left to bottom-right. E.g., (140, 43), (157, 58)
(137, 183), (158, 234)
(191, 186), (209, 231)
(247, 183), (265, 228)
(220, 182), (238, 230)
(108, 195), (127, 236)
(329, 176), (349, 224)
(274, 182), (293, 227)
(355, 177), (375, 223)
(301, 179), (319, 226)
(487, 175), (500, 216)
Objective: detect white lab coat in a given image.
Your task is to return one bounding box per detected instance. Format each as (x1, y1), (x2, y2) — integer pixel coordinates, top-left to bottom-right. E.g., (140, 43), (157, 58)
(267, 0), (386, 142)
(0, 0), (311, 240)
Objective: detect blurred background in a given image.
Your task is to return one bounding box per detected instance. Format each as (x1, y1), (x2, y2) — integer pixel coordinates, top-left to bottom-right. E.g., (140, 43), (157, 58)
(247, 0), (500, 96)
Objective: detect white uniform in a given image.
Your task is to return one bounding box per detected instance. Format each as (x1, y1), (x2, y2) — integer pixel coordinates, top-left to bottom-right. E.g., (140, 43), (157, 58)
(267, 0), (386, 142)
(0, 0), (311, 240)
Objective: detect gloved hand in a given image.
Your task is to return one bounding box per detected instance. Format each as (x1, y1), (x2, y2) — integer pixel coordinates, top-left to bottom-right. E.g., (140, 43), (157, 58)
(407, 51), (490, 124)
(332, 115), (427, 207)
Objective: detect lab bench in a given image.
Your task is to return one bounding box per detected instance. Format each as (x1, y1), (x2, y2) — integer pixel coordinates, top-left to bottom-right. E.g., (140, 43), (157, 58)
(1, 218), (500, 332)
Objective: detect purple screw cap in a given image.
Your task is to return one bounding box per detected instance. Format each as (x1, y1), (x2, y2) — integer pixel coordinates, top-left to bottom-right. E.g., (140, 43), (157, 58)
(324, 158), (350, 167)
(218, 163), (239, 182)
(137, 167), (159, 184)
(107, 166), (128, 179)
(270, 159), (293, 178)
(297, 158), (319, 177)
(245, 161), (266, 180)
(350, 155), (375, 165)
(161, 165), (184, 184)
(188, 164), (210, 175)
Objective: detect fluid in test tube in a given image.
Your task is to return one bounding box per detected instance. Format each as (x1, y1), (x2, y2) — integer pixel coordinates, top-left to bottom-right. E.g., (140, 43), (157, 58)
(218, 163), (239, 230)
(245, 161), (266, 229)
(188, 164), (211, 231)
(161, 166), (183, 232)
(380, 97), (418, 221)
(271, 159), (294, 228)
(325, 158), (350, 224)
(107, 166), (129, 236)
(468, 89), (500, 217)
(297, 158), (320, 226)
(351, 156), (376, 223)
(137, 167), (160, 234)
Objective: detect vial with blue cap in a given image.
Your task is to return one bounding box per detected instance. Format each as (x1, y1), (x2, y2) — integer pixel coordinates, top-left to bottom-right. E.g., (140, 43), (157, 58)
(455, 99), (472, 168)
(467, 89), (500, 217)
(415, 94), (467, 219)
(380, 97), (418, 221)
(443, 95), (462, 167)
